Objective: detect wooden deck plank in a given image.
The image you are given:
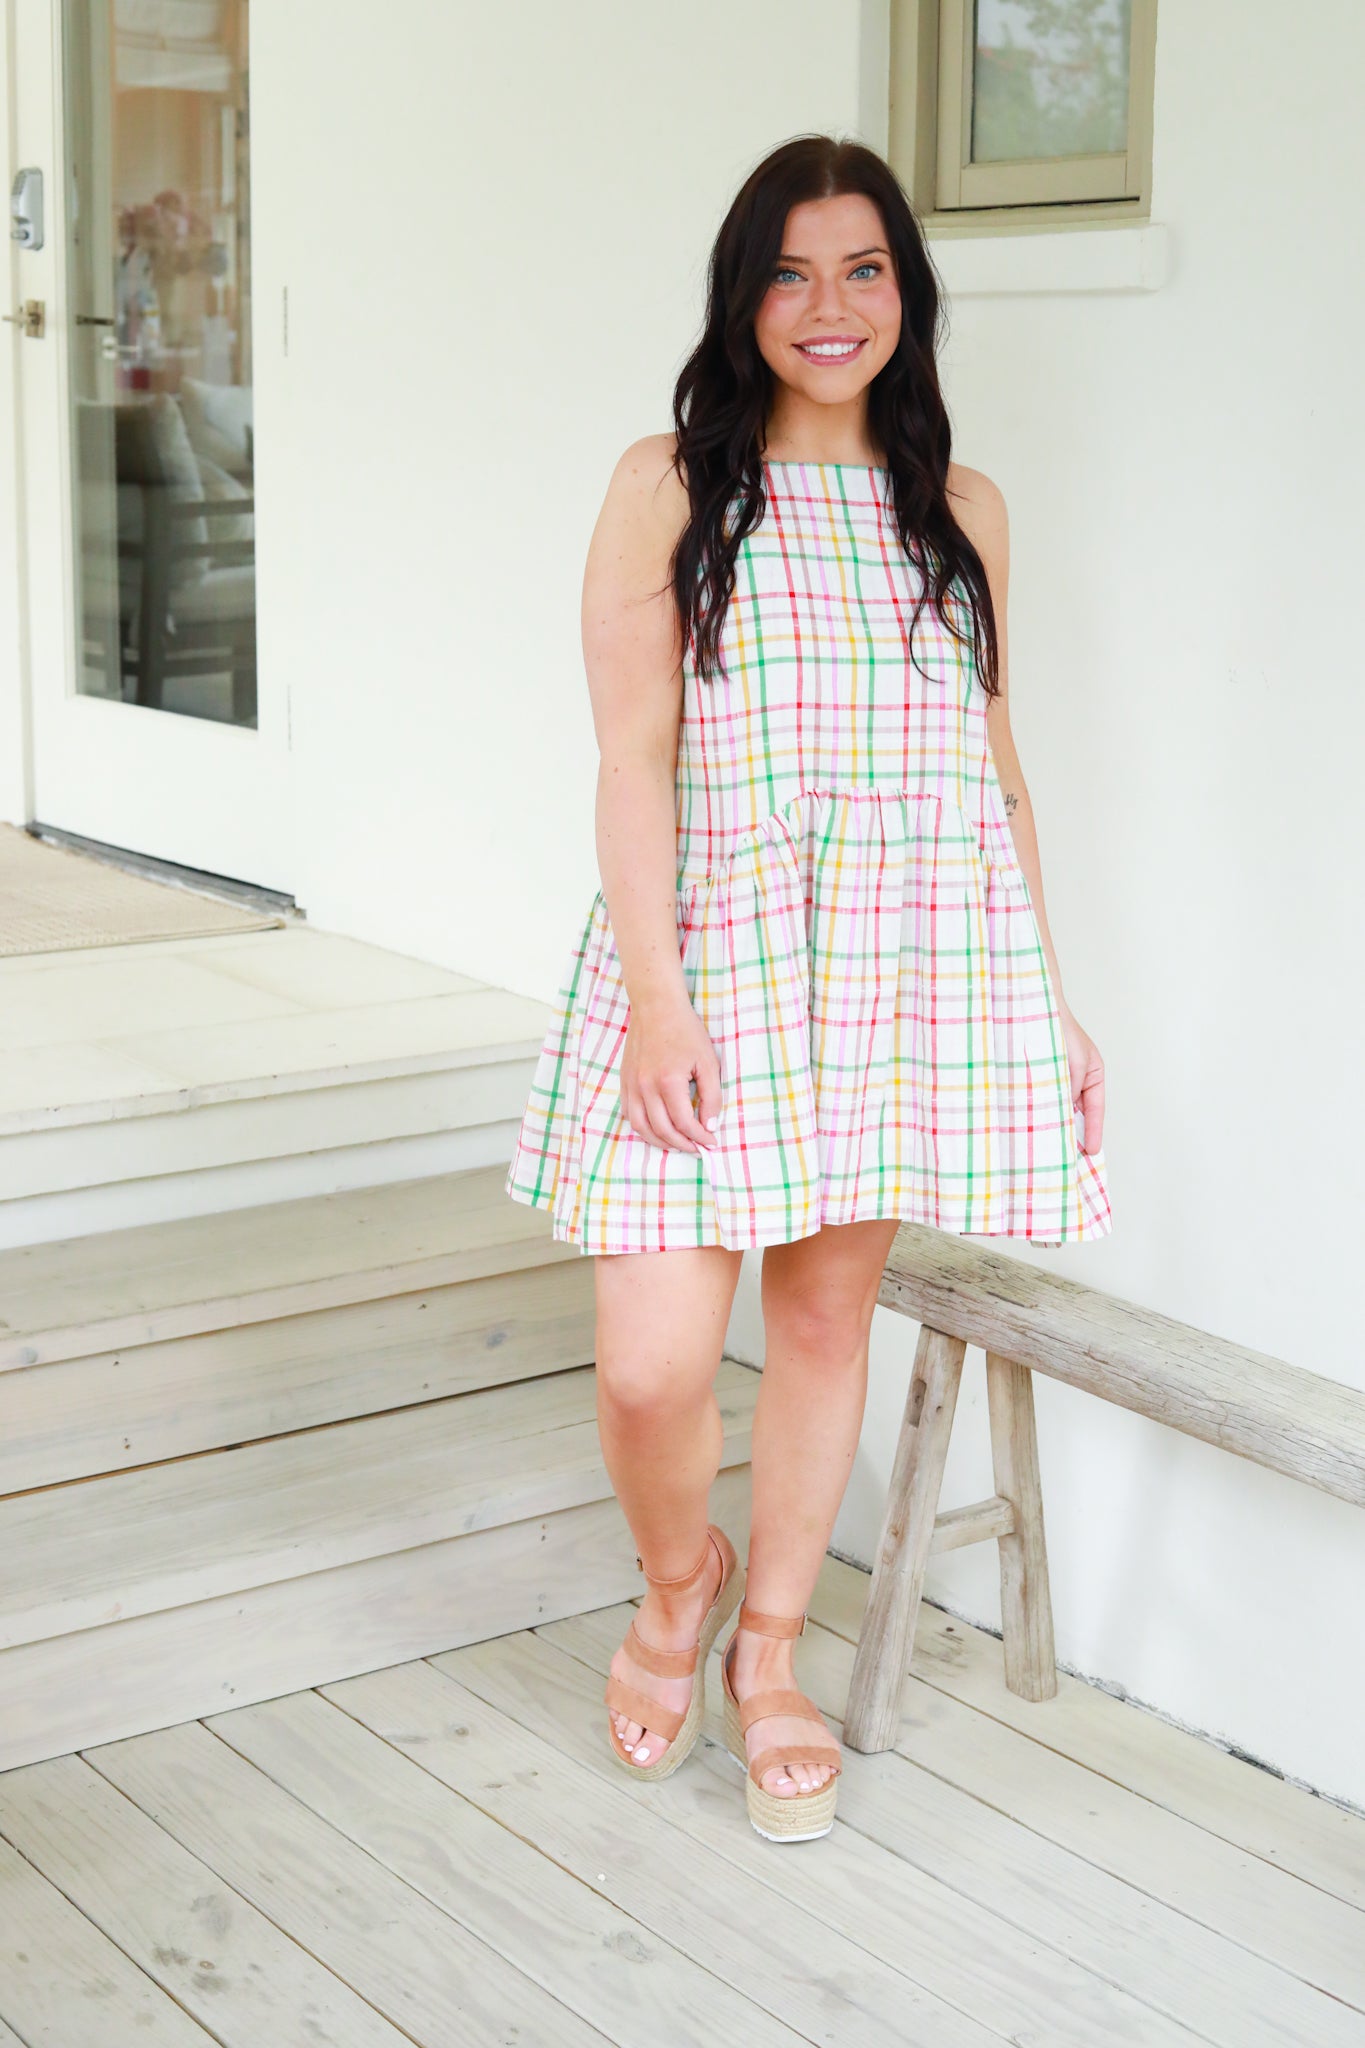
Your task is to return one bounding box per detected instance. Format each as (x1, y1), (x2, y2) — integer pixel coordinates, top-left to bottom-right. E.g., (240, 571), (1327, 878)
(810, 1616), (1363, 2007)
(323, 1655), (997, 2048)
(0, 1754), (417, 2045)
(548, 1607), (1357, 2048)
(201, 1684), (808, 2046)
(809, 1555), (1365, 1910)
(5, 1569), (1361, 2047)
(84, 1718), (614, 2048)
(0, 1833), (219, 2046)
(443, 1625), (1202, 2048)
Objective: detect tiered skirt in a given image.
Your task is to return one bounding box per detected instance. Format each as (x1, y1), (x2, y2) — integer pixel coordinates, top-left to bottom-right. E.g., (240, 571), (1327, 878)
(505, 786), (1112, 1253)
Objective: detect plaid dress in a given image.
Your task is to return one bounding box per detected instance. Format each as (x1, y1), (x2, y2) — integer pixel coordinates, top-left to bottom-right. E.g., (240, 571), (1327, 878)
(506, 459), (1112, 1254)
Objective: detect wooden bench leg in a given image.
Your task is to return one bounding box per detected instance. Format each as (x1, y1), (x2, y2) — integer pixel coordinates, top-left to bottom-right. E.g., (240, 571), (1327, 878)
(843, 1324), (966, 1753)
(985, 1350), (1058, 1702)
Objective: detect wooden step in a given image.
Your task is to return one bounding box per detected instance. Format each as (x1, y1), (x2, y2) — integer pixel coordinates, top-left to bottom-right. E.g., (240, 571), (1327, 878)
(0, 1359), (759, 1769)
(0, 1047), (541, 1251)
(0, 925), (553, 1248)
(0, 1161), (739, 1769)
(0, 1165), (595, 1490)
(1, 1163), (572, 1369)
(0, 1358), (757, 1651)
(2, 1257), (595, 1493)
(0, 1463), (756, 1773)
(0, 1160), (761, 1772)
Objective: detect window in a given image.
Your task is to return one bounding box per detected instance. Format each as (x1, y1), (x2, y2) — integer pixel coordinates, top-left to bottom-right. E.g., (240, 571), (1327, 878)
(889, 0), (1157, 232)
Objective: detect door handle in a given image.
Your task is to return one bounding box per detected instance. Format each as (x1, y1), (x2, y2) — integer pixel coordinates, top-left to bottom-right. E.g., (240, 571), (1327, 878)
(1, 298), (44, 337)
(75, 312), (118, 358)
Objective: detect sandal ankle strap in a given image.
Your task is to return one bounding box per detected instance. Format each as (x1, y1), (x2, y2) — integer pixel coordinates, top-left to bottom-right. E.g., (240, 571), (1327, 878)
(736, 1598), (807, 1637)
(635, 1525), (715, 1590)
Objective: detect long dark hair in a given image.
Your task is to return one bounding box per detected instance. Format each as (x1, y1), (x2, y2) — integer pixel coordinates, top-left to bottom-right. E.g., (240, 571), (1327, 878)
(669, 134), (999, 699)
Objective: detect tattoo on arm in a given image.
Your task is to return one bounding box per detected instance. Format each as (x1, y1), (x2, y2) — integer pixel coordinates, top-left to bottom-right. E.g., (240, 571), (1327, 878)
(1002, 790), (1018, 816)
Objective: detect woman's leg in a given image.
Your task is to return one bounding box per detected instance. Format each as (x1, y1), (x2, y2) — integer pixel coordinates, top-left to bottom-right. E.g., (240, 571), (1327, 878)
(596, 1241), (745, 1766)
(731, 1215), (903, 1795)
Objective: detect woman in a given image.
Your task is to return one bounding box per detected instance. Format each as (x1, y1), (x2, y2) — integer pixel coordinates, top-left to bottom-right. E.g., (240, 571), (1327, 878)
(505, 134), (1111, 1844)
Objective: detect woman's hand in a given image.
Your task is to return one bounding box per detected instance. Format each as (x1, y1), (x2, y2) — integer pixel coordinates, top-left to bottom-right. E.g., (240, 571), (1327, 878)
(1059, 1006), (1106, 1155)
(620, 996), (723, 1154)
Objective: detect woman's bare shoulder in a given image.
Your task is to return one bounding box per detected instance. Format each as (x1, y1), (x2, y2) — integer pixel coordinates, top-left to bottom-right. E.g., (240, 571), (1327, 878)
(947, 462), (1010, 589)
(599, 433), (689, 540)
(947, 460), (1007, 533)
(583, 436), (689, 609)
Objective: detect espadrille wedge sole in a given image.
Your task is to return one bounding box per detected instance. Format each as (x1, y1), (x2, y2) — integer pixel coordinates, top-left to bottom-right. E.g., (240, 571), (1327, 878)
(720, 1602), (842, 1841)
(604, 1523), (742, 1780)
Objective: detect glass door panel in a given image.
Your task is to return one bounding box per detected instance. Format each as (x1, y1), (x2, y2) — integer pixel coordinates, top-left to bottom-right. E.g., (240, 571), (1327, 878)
(65, 0), (256, 727)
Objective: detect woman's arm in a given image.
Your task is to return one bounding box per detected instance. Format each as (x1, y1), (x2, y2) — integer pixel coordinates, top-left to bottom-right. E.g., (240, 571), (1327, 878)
(949, 463), (1106, 1154)
(581, 435), (721, 1156)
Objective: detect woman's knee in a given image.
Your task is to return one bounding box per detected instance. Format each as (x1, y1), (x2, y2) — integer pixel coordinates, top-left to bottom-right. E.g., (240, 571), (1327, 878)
(760, 1221), (899, 1359)
(595, 1346), (718, 1416)
(594, 1243), (743, 1414)
(763, 1288), (875, 1363)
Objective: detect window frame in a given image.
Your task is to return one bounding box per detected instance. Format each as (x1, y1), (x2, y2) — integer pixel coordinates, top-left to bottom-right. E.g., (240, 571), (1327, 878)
(889, 0), (1158, 235)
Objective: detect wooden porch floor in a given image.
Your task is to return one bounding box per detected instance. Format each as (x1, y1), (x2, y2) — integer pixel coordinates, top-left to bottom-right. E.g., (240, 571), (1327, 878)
(2, 1552), (1362, 2048)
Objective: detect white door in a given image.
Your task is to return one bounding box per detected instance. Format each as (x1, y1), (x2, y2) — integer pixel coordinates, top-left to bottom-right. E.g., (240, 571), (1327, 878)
(10, 0), (291, 889)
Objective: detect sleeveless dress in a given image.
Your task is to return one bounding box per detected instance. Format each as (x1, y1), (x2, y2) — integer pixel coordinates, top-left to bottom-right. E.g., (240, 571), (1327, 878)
(505, 459), (1112, 1254)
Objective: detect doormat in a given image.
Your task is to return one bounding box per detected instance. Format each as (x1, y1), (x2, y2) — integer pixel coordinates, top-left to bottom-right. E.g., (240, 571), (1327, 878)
(0, 824), (285, 956)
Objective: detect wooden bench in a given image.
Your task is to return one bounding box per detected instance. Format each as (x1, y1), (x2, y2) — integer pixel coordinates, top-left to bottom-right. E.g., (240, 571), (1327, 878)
(842, 1223), (1365, 1753)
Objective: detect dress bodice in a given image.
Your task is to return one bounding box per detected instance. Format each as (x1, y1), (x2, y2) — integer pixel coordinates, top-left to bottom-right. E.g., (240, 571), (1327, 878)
(674, 460), (1018, 887)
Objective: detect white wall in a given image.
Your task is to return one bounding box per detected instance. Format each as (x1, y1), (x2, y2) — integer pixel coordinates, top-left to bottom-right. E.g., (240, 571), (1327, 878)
(248, 1), (864, 981)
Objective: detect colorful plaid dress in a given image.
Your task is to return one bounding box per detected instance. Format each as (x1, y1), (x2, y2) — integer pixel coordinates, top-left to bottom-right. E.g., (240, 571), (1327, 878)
(506, 459), (1112, 1254)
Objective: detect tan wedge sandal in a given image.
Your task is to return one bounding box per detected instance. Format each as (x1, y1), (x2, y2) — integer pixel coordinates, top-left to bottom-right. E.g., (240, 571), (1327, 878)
(720, 1600), (843, 1840)
(603, 1523), (743, 1780)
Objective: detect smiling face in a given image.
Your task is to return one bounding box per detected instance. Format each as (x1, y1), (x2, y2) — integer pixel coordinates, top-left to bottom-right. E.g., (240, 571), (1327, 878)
(752, 191), (902, 453)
